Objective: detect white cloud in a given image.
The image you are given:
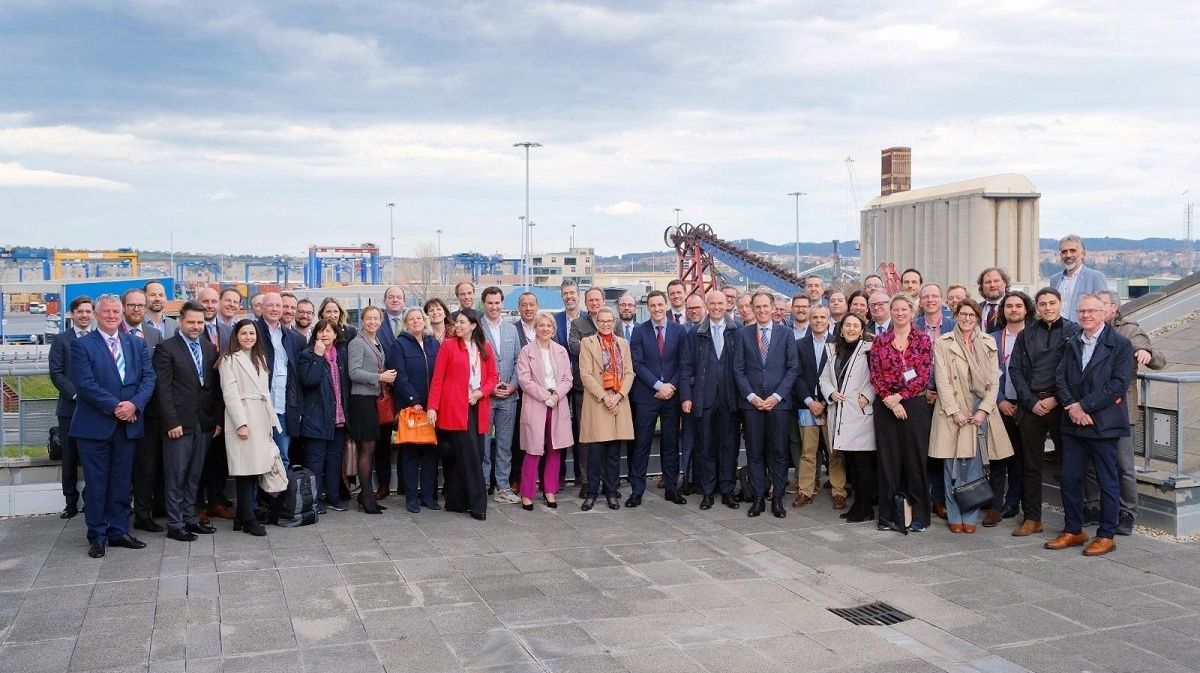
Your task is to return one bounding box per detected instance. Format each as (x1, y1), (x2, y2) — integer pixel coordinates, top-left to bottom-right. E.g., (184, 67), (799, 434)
(207, 190), (236, 201)
(594, 201), (644, 215)
(0, 161), (131, 191)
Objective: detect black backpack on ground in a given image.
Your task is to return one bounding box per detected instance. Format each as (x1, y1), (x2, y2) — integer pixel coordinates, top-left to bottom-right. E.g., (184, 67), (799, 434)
(734, 465), (756, 502)
(47, 427), (62, 461)
(273, 465), (319, 527)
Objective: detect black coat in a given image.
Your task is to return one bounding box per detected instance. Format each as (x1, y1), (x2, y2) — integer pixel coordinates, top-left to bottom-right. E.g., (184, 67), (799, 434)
(679, 320), (738, 416)
(49, 328), (81, 418)
(793, 332), (831, 406)
(297, 345), (351, 440)
(389, 331), (439, 409)
(1056, 325), (1133, 439)
(152, 334), (224, 433)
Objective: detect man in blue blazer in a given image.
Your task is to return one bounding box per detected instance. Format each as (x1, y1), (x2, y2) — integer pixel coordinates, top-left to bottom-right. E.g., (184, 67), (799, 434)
(628, 290), (687, 507)
(379, 285), (407, 354)
(49, 296), (94, 519)
(733, 291), (800, 518)
(1050, 235), (1109, 323)
(792, 306), (843, 509)
(69, 295), (157, 558)
(680, 290), (740, 510)
(1045, 293), (1133, 557)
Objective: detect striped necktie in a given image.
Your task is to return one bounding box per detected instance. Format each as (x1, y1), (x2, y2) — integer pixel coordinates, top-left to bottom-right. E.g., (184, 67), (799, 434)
(758, 327), (769, 364)
(108, 336), (126, 380)
(188, 340), (204, 384)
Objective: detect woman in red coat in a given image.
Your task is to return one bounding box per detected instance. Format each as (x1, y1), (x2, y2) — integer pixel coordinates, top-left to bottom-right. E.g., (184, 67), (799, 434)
(427, 307), (498, 521)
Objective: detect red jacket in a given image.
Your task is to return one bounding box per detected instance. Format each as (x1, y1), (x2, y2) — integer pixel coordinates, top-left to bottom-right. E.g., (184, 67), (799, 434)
(427, 338), (498, 431)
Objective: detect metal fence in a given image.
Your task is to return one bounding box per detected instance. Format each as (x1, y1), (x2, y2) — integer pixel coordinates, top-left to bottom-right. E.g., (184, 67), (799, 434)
(0, 355), (55, 461)
(1136, 371), (1200, 488)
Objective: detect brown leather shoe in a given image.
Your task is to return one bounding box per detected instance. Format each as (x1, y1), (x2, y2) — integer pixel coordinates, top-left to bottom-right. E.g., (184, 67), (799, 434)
(962, 524), (976, 534)
(791, 494), (812, 509)
(196, 507), (211, 526)
(981, 509), (1001, 527)
(1044, 531), (1089, 550)
(1012, 519), (1044, 537)
(207, 504), (235, 520)
(1082, 536), (1116, 556)
(831, 495), (847, 511)
(932, 503), (948, 520)
(375, 487), (390, 501)
(948, 523), (964, 533)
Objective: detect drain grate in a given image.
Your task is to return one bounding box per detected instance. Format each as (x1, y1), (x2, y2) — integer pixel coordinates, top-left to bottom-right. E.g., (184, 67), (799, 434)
(828, 602), (913, 626)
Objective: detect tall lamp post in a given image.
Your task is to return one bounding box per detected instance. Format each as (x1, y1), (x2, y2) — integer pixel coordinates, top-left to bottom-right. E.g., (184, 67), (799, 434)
(570, 224), (576, 248)
(674, 208), (681, 226)
(517, 215), (526, 283)
(435, 228), (443, 285)
(514, 141), (541, 289)
(528, 220), (536, 285)
(385, 202), (395, 285)
(787, 192), (806, 276)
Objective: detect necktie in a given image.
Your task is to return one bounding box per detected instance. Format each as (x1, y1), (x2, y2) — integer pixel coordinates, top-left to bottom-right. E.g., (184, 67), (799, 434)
(108, 336), (126, 380)
(656, 325), (664, 355)
(758, 327), (769, 364)
(131, 327), (142, 339)
(392, 317), (401, 335)
(673, 312), (680, 324)
(624, 324), (632, 341)
(207, 323), (219, 348)
(713, 324), (723, 359)
(188, 340), (204, 384)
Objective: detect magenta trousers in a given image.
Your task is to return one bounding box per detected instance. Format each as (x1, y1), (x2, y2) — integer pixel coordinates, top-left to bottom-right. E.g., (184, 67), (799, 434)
(520, 406), (562, 499)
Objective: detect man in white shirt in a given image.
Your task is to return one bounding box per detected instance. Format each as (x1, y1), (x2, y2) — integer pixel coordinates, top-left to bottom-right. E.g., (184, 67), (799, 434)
(480, 287), (521, 503)
(666, 279), (687, 325)
(514, 291), (538, 347)
(217, 288), (241, 330)
(143, 280), (178, 338)
(617, 293), (638, 342)
(790, 295), (810, 340)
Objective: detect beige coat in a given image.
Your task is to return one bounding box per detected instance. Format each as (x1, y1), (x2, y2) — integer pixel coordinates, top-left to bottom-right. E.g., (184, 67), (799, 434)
(578, 334), (635, 443)
(218, 351), (282, 476)
(818, 341), (876, 452)
(929, 331), (1014, 461)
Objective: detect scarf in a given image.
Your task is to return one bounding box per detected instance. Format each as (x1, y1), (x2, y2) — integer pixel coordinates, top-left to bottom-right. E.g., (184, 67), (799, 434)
(953, 328), (995, 399)
(324, 344), (345, 426)
(599, 333), (623, 383)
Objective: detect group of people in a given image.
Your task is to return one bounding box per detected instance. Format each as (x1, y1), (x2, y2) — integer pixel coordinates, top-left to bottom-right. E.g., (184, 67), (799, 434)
(49, 234), (1161, 559)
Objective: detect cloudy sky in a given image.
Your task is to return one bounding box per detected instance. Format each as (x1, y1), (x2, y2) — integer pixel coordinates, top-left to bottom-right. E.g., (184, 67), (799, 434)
(1, 1), (1196, 259)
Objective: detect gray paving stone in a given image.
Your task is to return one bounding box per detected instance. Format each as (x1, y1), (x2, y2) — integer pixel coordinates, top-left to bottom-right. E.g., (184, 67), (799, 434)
(444, 629), (536, 668)
(395, 558), (462, 582)
(680, 641), (774, 673)
(89, 578), (158, 607)
(361, 606), (438, 641)
(427, 602), (503, 635)
(221, 650), (304, 673)
(69, 628), (152, 671)
(489, 596), (571, 629)
(515, 623), (602, 660)
(577, 617), (672, 653)
(220, 617), (296, 655)
(338, 561), (403, 586)
(411, 577), (482, 606)
(543, 653), (629, 673)
(19, 586), (92, 614)
(373, 633), (464, 673)
(348, 580), (417, 611)
(300, 643), (384, 673)
(0, 637), (76, 673)
(6, 606), (86, 642)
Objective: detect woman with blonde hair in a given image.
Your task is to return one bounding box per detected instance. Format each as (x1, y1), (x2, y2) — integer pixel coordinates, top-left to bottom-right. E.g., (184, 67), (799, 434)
(515, 312), (573, 510)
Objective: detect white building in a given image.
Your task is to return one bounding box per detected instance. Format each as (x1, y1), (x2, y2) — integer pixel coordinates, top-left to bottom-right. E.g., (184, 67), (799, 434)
(529, 247), (595, 288)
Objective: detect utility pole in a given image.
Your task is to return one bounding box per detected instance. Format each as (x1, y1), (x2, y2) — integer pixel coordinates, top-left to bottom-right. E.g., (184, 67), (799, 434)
(1186, 190), (1195, 274)
(570, 224), (576, 248)
(513, 141), (541, 290)
(787, 192), (806, 276)
(385, 202), (395, 285)
(435, 228), (443, 285)
(674, 208), (682, 227)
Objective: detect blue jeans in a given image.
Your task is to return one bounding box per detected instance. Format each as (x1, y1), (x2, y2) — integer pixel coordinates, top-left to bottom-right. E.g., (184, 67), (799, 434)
(305, 428), (346, 503)
(944, 452), (985, 525)
(273, 414), (291, 468)
(482, 398), (517, 490)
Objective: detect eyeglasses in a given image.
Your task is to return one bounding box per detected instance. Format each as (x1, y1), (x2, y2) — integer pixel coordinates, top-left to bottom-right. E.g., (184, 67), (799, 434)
(1077, 309), (1103, 316)
(956, 312), (978, 319)
(869, 301), (887, 308)
(124, 303), (146, 309)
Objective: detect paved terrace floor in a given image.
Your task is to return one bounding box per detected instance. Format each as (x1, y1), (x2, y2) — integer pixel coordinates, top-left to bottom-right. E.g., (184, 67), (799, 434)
(2, 491), (1200, 673)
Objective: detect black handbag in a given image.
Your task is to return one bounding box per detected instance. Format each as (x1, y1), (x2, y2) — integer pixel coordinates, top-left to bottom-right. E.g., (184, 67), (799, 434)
(950, 426), (993, 511)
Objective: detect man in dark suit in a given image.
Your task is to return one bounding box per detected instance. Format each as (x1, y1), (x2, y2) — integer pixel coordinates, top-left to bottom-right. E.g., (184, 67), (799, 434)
(865, 291), (892, 336)
(567, 287), (605, 495)
(986, 290), (1032, 526)
(680, 290), (740, 510)
(733, 291), (799, 518)
(121, 288), (167, 531)
(628, 290), (687, 506)
(257, 292), (305, 467)
(379, 285), (407, 353)
(1045, 293), (1133, 557)
(49, 296), (93, 518)
(376, 285), (407, 500)
(514, 291), (538, 348)
(69, 294), (156, 558)
(195, 287), (234, 521)
(792, 306), (843, 509)
(978, 267), (1010, 334)
(154, 301), (224, 542)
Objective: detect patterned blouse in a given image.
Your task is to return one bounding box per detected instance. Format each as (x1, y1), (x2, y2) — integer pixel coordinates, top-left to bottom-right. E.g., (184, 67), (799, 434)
(868, 328), (933, 400)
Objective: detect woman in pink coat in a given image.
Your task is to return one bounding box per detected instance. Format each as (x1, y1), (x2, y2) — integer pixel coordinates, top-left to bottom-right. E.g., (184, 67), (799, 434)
(515, 312), (574, 510)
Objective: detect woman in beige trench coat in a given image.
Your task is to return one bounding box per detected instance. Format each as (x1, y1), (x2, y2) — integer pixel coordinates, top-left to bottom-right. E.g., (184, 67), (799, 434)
(218, 319), (282, 536)
(930, 299), (1013, 533)
(578, 307), (634, 511)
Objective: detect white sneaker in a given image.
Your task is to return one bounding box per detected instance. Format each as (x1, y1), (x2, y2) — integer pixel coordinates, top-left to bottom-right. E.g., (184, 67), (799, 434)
(494, 489), (521, 504)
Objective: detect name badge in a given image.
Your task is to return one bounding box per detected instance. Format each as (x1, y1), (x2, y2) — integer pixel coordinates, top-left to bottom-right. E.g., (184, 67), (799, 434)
(903, 368), (917, 382)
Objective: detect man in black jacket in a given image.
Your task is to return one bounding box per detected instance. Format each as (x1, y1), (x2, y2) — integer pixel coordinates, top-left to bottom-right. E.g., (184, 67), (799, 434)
(1008, 288), (1080, 537)
(680, 290), (740, 510)
(153, 302), (223, 542)
(48, 296), (93, 518)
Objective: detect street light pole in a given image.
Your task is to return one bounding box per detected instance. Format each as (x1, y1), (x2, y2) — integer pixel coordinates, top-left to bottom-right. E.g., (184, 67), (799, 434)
(570, 224), (576, 248)
(513, 141), (542, 290)
(385, 202), (395, 285)
(435, 228), (443, 285)
(528, 220), (536, 284)
(517, 215), (525, 282)
(787, 192), (806, 276)
(674, 208), (681, 226)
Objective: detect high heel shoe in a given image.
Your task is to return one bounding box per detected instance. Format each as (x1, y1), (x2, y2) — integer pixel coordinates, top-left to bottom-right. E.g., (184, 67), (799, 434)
(357, 498), (382, 515)
(542, 494), (558, 509)
(521, 499), (534, 511)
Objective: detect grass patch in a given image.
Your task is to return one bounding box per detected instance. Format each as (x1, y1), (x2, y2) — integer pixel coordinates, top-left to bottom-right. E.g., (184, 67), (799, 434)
(1, 445), (49, 460)
(11, 375), (57, 400)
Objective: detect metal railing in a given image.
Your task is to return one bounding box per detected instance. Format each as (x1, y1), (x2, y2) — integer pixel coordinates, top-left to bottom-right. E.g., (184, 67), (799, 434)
(1136, 371), (1200, 488)
(0, 360), (55, 462)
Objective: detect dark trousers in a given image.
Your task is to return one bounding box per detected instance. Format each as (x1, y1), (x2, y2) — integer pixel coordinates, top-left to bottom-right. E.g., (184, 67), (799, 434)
(1062, 434), (1120, 538)
(680, 414), (698, 485)
(989, 411), (1024, 511)
(1017, 405), (1063, 522)
(742, 406), (790, 498)
(58, 416), (82, 508)
(132, 416), (163, 521)
(1084, 431), (1137, 517)
(843, 450), (878, 517)
(569, 390), (583, 483)
(234, 475), (257, 525)
(511, 398), (525, 488)
(586, 440), (623, 498)
(197, 433), (229, 508)
(874, 397), (932, 528)
(76, 433), (134, 544)
(163, 427), (209, 533)
(401, 442), (440, 507)
(631, 398), (681, 496)
(304, 427), (346, 502)
(443, 412), (487, 516)
(375, 433), (406, 494)
(695, 406), (737, 497)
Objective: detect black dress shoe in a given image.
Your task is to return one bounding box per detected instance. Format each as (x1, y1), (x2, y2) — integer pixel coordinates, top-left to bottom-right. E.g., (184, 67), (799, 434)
(60, 505), (78, 519)
(699, 495), (714, 510)
(88, 540), (106, 558)
(722, 494), (740, 509)
(469, 510), (487, 521)
(748, 497), (766, 517)
(108, 534), (147, 549)
(606, 496), (621, 510)
(624, 494), (642, 508)
(771, 497), (786, 518)
(1001, 504), (1020, 519)
(665, 491), (687, 505)
(134, 518), (164, 533)
(168, 529), (198, 542)
(581, 497), (595, 512)
(242, 522), (268, 536)
(577, 484), (589, 499)
(186, 522), (216, 535)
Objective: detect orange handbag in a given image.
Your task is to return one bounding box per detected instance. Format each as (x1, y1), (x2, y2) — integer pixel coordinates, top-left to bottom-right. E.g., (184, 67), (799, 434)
(392, 407), (438, 445)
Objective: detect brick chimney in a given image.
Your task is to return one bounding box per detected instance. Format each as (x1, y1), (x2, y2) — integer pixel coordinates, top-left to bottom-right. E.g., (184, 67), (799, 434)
(881, 147), (911, 196)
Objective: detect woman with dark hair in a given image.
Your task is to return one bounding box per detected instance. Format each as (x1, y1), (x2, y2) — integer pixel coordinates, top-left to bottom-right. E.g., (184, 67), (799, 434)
(819, 313), (877, 523)
(868, 294), (935, 532)
(298, 319), (352, 513)
(217, 319), (278, 536)
(930, 298), (1012, 533)
(318, 297), (358, 345)
(390, 307), (441, 513)
(424, 297), (451, 343)
(846, 290), (869, 321)
(347, 305), (397, 514)
(426, 308), (497, 521)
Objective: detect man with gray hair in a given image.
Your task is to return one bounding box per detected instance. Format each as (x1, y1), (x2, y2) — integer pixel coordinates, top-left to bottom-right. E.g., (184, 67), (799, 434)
(1050, 235), (1109, 323)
